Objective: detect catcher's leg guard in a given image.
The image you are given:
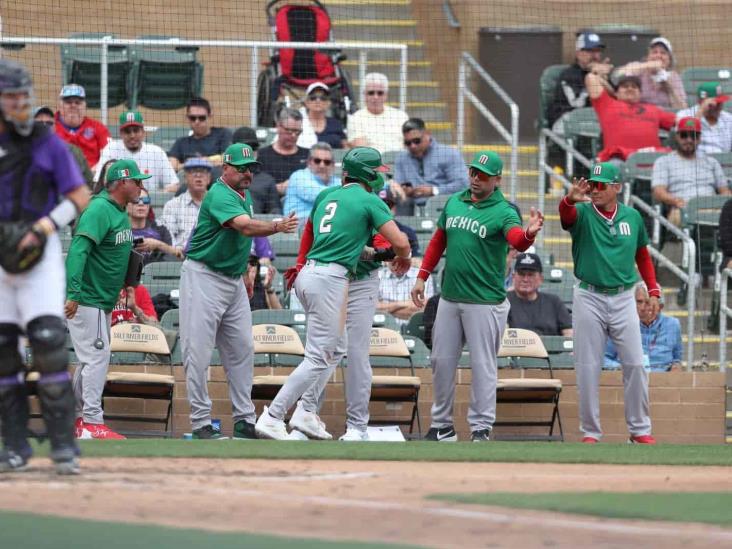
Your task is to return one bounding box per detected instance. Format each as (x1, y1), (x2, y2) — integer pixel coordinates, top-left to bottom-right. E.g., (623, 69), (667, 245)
(0, 323), (32, 470)
(27, 316), (78, 464)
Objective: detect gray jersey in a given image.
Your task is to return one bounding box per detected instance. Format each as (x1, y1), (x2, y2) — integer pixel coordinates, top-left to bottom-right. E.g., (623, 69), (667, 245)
(651, 152), (727, 201)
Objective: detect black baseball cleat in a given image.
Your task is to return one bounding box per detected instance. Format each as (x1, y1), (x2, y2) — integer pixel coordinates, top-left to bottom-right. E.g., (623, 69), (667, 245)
(423, 426), (457, 442)
(0, 443), (33, 473)
(232, 420), (257, 440)
(471, 429), (491, 442)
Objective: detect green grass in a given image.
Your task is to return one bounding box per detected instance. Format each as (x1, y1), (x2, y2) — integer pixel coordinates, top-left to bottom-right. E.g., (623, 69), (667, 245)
(0, 511), (423, 549)
(28, 439), (732, 466)
(429, 492), (732, 527)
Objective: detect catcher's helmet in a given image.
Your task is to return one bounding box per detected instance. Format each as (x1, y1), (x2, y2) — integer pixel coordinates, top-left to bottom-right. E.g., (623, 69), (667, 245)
(0, 59), (34, 137)
(342, 147), (386, 193)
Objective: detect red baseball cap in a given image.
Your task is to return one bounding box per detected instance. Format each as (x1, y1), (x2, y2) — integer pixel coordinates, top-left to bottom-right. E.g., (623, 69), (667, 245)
(676, 116), (701, 133)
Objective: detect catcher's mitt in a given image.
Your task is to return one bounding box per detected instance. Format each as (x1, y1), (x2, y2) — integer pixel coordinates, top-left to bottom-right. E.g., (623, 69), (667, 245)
(0, 222), (46, 274)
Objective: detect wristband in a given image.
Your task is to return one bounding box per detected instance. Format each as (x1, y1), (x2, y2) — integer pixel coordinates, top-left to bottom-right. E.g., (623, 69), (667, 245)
(33, 217), (56, 237)
(48, 198), (79, 229)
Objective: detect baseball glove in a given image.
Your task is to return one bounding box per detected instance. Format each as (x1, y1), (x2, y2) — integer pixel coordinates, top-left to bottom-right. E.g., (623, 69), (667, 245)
(0, 222), (46, 274)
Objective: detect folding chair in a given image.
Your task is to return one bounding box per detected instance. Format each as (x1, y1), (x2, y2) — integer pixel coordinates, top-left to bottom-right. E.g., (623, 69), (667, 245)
(493, 328), (564, 441)
(251, 324), (306, 401)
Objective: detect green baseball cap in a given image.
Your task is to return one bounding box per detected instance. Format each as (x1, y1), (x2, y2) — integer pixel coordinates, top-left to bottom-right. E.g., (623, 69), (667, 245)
(697, 81), (730, 103)
(222, 143), (260, 167)
(119, 110), (144, 129)
(106, 158), (152, 183)
(588, 162), (621, 184)
(468, 150), (502, 176)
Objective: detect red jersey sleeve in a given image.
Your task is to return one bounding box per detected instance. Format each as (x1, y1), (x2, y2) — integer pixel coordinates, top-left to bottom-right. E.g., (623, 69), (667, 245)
(505, 226), (534, 252)
(296, 219), (314, 266)
(558, 196), (578, 228)
(635, 246), (661, 297)
(417, 228), (446, 281)
(658, 108), (677, 131)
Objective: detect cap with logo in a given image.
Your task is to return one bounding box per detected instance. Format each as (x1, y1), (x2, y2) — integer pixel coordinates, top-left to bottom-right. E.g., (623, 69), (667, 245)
(697, 81), (730, 104)
(305, 82), (329, 96)
(106, 158), (152, 183)
(59, 83), (86, 99)
(119, 110), (144, 130)
(514, 252), (543, 273)
(588, 162), (621, 184)
(468, 150), (503, 176)
(222, 142), (260, 167)
(575, 32), (605, 51)
(183, 157), (214, 171)
(676, 116), (701, 133)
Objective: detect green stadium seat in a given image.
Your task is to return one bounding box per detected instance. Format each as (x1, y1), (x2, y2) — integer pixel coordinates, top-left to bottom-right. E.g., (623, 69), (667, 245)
(681, 67), (732, 101)
(541, 281), (574, 311)
(624, 151), (665, 205)
(562, 107), (602, 159)
(146, 126), (190, 152)
(708, 152), (732, 183)
(141, 261), (183, 297)
(422, 195), (450, 219)
(403, 311), (425, 340)
(538, 64), (570, 130)
(683, 195), (730, 227)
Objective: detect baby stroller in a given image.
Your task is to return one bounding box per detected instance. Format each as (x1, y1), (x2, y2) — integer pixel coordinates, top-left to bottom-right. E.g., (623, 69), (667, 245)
(256, 0), (357, 127)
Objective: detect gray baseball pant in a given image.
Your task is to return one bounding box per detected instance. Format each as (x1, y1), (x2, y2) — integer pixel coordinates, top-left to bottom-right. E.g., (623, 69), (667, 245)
(67, 305), (112, 424)
(572, 287), (651, 439)
(268, 261), (348, 420)
(301, 271), (379, 431)
(179, 259), (255, 430)
(430, 297), (510, 432)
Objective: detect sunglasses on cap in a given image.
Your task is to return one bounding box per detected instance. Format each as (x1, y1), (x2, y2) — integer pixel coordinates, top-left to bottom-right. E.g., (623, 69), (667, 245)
(310, 157), (333, 166)
(366, 90), (385, 96)
(135, 196), (151, 205)
(187, 115), (207, 122)
(679, 131), (700, 140)
(404, 137), (422, 147)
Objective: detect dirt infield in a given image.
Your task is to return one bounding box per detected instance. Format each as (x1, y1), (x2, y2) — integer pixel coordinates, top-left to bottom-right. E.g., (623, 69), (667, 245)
(1, 458), (731, 548)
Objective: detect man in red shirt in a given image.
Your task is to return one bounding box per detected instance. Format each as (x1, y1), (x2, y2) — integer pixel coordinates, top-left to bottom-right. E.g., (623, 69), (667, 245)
(586, 72), (676, 162)
(55, 84), (110, 169)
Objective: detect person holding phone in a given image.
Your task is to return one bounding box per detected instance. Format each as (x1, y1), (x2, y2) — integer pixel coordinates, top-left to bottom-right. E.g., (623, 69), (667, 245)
(127, 187), (182, 264)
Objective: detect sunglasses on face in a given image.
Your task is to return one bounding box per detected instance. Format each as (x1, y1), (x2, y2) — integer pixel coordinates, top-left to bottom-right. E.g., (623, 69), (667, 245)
(135, 196), (151, 205)
(590, 181), (611, 191)
(311, 157), (333, 166)
(469, 167), (489, 179)
(123, 179), (144, 187)
(187, 115), (207, 122)
(231, 164), (256, 174)
(280, 126), (302, 135)
(366, 90), (385, 96)
(404, 137), (422, 147)
(679, 131), (700, 140)
(37, 120), (54, 127)
(121, 126), (143, 134)
(308, 94), (329, 102)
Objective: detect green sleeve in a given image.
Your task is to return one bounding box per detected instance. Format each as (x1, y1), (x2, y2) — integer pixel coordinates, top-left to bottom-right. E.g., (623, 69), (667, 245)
(74, 204), (109, 245)
(65, 235), (94, 301)
(501, 204), (523, 236)
(368, 194), (394, 230)
(210, 188), (248, 226)
(568, 202), (587, 236)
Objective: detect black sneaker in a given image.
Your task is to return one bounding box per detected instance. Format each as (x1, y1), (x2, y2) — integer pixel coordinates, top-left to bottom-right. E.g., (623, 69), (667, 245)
(232, 420), (257, 440)
(192, 424), (229, 440)
(471, 429), (491, 442)
(423, 426), (457, 442)
(0, 444), (32, 473)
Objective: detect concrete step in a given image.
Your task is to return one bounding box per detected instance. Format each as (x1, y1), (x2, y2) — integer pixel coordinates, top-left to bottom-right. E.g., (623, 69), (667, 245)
(333, 21), (420, 42)
(341, 45), (426, 62)
(323, 0), (412, 21)
(342, 60), (434, 82)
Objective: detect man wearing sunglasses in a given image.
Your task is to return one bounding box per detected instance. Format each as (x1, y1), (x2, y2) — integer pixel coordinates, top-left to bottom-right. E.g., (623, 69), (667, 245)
(257, 108), (310, 197)
(284, 142), (339, 226)
(66, 159), (151, 441)
(676, 82), (732, 154)
(560, 162), (661, 444)
(347, 72), (408, 154)
(168, 97), (232, 174)
(180, 143), (298, 440)
(652, 116), (730, 225)
(394, 117), (469, 215)
(97, 110), (179, 193)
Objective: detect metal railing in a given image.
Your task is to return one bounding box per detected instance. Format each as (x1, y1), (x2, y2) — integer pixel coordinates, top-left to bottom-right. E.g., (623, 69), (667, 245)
(0, 35), (408, 127)
(457, 52), (519, 201)
(719, 268), (731, 370)
(537, 128), (699, 366)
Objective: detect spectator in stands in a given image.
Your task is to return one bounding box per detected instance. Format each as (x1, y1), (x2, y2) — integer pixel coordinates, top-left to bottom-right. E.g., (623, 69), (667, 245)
(676, 82), (732, 154)
(111, 285), (159, 326)
(283, 142), (339, 226)
(377, 261), (434, 325)
(422, 293), (440, 349)
(379, 187), (421, 257)
(257, 108), (309, 196)
(245, 255), (283, 311)
(168, 97), (232, 172)
(35, 105), (94, 188)
(586, 71), (676, 163)
(651, 117), (731, 225)
(605, 283), (681, 371)
(54, 84), (110, 169)
(347, 72), (408, 153)
(252, 236), (276, 266)
(393, 118), (469, 215)
(97, 110), (179, 192)
(232, 127), (281, 214)
(506, 253), (572, 336)
(615, 37), (687, 110)
(128, 187), (182, 264)
(297, 82), (346, 149)
(161, 157), (212, 251)
(720, 198), (732, 269)
(547, 32), (613, 132)
(92, 159), (116, 195)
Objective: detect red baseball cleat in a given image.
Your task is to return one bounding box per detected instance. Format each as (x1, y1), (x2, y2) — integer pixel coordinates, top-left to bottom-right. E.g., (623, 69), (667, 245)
(629, 434), (656, 445)
(581, 436), (599, 444)
(73, 417), (85, 439)
(82, 423), (126, 440)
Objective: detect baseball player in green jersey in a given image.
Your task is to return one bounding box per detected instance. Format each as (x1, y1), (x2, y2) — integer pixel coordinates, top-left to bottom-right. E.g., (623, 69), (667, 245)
(412, 151), (544, 442)
(560, 162), (660, 444)
(180, 143), (298, 440)
(66, 159), (150, 440)
(256, 147), (411, 440)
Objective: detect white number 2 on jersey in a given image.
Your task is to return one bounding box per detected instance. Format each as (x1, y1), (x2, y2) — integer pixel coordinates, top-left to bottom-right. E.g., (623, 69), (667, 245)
(319, 202), (338, 233)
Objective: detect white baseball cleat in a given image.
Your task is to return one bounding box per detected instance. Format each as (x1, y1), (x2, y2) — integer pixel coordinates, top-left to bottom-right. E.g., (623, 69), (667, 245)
(255, 406), (288, 440)
(339, 428), (369, 442)
(286, 429), (310, 441)
(289, 401), (332, 440)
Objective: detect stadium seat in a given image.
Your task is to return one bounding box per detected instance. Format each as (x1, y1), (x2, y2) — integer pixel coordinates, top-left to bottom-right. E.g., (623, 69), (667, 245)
(141, 261), (183, 298)
(60, 33), (132, 109)
(624, 151), (665, 207)
(146, 126), (190, 152)
(541, 281), (574, 311)
(251, 324), (306, 401)
(251, 309), (307, 339)
(562, 107), (602, 160)
(709, 152), (732, 182)
(683, 195), (730, 278)
(494, 328), (564, 441)
(538, 64), (570, 129)
(541, 335), (575, 369)
(403, 311), (425, 340)
(681, 67), (732, 102)
(372, 313), (401, 331)
(422, 195), (450, 219)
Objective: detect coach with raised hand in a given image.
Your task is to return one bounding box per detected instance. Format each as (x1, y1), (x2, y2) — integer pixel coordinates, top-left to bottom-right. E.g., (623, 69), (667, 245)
(180, 143), (297, 440)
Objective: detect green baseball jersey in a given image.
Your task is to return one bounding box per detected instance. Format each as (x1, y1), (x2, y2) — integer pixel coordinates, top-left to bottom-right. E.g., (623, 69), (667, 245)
(308, 184), (393, 273)
(66, 190), (133, 311)
(437, 188), (521, 304)
(352, 232), (382, 279)
(569, 202), (648, 287)
(186, 179), (253, 277)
